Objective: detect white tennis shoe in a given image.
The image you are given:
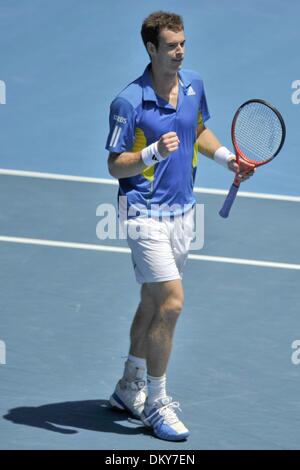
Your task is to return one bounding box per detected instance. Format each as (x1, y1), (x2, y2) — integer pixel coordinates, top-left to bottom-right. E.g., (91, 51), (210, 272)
(109, 378), (147, 418)
(141, 396), (189, 441)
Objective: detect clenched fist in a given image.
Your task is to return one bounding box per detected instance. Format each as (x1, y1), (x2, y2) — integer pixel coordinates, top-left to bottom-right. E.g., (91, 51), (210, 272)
(157, 132), (180, 158)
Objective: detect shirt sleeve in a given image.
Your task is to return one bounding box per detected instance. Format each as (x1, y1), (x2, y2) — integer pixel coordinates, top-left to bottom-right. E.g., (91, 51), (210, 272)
(199, 81), (210, 124)
(105, 97), (136, 153)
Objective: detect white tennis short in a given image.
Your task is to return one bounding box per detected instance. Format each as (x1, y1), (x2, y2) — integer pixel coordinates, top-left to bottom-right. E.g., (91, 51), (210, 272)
(124, 208), (195, 284)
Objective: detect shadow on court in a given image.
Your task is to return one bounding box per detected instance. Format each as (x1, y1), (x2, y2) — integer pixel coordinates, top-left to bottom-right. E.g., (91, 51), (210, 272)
(3, 400), (149, 437)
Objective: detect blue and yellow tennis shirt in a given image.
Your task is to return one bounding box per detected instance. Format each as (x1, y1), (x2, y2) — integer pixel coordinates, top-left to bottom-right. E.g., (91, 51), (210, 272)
(105, 64), (210, 217)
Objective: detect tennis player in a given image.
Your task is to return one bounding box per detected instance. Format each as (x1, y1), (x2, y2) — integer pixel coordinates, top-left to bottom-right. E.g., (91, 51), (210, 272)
(106, 11), (254, 441)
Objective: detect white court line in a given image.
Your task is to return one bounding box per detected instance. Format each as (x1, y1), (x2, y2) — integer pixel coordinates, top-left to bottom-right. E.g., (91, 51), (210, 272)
(0, 168), (299, 202)
(0, 168), (118, 186)
(0, 236), (299, 271)
(188, 254), (300, 270)
(0, 236), (130, 254)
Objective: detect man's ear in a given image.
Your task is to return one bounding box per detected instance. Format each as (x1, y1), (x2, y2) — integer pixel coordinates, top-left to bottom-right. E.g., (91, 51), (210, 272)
(146, 41), (156, 57)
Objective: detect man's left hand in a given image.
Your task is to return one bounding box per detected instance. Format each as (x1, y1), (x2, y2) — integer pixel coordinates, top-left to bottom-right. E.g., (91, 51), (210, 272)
(228, 157), (255, 183)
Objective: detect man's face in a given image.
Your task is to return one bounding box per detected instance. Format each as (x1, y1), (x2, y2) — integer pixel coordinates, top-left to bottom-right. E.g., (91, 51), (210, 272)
(149, 28), (185, 72)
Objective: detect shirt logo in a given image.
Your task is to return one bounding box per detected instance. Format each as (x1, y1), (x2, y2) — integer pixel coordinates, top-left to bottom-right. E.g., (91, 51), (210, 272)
(113, 114), (127, 124)
(187, 86), (196, 96)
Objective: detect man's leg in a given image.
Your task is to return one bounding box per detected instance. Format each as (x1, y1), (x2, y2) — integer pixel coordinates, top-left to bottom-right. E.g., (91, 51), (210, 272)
(145, 279), (184, 377)
(109, 284), (156, 417)
(140, 279), (189, 441)
(129, 283), (157, 359)
(126, 278), (184, 396)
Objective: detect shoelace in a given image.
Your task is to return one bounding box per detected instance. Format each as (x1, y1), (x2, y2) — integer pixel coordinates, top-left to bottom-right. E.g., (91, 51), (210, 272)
(146, 401), (181, 425)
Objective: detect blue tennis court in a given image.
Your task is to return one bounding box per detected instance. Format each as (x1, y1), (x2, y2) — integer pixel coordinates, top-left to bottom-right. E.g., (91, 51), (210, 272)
(0, 0), (299, 450)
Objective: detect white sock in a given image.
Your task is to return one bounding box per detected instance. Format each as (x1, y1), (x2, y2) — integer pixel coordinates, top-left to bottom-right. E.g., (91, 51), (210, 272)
(146, 374), (167, 405)
(122, 355), (146, 382)
(128, 354), (146, 369)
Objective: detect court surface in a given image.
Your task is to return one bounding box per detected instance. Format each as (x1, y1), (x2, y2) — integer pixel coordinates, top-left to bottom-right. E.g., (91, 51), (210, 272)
(0, 0), (300, 450)
(0, 171), (299, 450)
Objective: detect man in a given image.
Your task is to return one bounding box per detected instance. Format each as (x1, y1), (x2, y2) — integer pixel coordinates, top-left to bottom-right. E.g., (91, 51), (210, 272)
(105, 11), (254, 441)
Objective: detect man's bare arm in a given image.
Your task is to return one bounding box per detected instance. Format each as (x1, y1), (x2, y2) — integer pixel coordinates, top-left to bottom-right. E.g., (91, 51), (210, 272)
(107, 132), (180, 179)
(196, 123), (255, 181)
(108, 151), (146, 179)
(196, 124), (222, 159)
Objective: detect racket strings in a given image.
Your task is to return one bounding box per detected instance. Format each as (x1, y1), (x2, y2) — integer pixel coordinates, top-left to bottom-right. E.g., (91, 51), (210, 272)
(234, 102), (283, 163)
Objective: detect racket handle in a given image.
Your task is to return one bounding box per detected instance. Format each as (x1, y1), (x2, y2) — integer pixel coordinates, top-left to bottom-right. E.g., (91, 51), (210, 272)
(219, 183), (240, 218)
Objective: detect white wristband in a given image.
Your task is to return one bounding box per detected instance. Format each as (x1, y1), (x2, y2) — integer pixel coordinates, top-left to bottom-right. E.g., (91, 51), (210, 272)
(213, 146), (235, 168)
(141, 141), (164, 167)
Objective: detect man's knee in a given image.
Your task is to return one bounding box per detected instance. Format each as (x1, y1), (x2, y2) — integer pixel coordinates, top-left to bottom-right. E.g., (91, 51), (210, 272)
(145, 280), (184, 316)
(161, 295), (184, 318)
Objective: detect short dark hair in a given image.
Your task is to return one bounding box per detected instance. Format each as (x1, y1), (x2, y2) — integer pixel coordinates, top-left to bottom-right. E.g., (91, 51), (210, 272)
(141, 11), (184, 51)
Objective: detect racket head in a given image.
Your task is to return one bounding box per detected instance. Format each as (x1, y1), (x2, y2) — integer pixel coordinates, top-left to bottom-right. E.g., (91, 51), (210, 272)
(231, 99), (286, 166)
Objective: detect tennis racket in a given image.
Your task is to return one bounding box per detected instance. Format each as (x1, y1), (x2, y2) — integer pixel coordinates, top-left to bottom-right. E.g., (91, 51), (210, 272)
(219, 99), (286, 218)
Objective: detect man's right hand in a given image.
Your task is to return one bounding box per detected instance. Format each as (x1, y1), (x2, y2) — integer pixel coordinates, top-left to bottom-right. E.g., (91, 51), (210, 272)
(157, 132), (180, 158)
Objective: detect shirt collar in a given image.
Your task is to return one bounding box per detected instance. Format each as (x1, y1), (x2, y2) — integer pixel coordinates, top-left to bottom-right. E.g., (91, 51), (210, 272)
(141, 64), (158, 103)
(141, 64), (192, 103)
(177, 69), (191, 94)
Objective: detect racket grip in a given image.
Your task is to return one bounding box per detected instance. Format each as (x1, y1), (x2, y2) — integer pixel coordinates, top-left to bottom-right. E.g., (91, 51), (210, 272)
(219, 183), (239, 218)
